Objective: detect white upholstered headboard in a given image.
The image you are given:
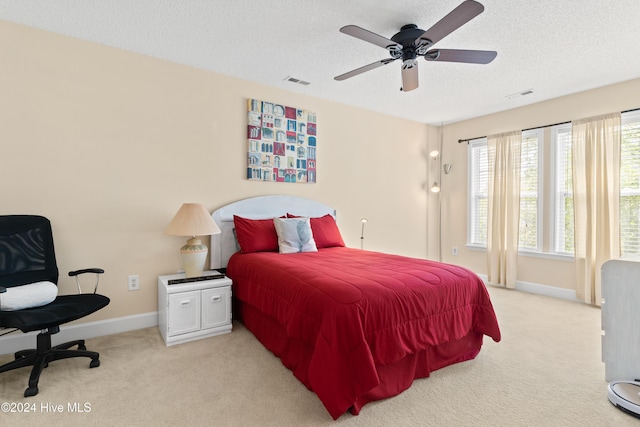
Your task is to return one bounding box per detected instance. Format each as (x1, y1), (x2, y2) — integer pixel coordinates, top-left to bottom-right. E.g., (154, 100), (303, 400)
(210, 195), (336, 269)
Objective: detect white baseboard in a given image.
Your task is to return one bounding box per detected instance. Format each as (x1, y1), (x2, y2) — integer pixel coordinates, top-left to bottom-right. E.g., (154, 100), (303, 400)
(0, 312), (158, 356)
(476, 274), (578, 302)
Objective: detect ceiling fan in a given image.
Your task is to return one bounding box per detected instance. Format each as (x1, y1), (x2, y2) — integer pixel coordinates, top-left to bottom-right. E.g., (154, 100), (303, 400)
(334, 0), (497, 92)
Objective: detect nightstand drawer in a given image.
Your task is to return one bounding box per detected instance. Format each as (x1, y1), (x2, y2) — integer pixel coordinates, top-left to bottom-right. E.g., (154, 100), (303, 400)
(202, 286), (231, 329)
(168, 290), (201, 336)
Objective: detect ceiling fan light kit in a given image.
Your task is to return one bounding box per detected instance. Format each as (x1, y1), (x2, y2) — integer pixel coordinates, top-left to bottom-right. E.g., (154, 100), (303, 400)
(334, 0), (497, 92)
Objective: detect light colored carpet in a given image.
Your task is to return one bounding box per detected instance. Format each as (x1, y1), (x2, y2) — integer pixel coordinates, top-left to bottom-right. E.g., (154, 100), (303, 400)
(0, 286), (638, 426)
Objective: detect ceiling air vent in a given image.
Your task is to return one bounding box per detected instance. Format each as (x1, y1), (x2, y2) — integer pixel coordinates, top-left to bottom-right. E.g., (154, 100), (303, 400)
(506, 89), (534, 100)
(283, 76), (310, 86)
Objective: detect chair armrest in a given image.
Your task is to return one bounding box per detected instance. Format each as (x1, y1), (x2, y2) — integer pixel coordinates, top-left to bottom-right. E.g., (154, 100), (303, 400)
(68, 268), (105, 294)
(68, 268), (105, 277)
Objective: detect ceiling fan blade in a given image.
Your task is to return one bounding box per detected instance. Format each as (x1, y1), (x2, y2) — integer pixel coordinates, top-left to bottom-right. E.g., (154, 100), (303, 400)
(425, 49), (497, 64)
(334, 58), (397, 81)
(340, 25), (402, 50)
(416, 0), (485, 47)
(401, 61), (419, 91)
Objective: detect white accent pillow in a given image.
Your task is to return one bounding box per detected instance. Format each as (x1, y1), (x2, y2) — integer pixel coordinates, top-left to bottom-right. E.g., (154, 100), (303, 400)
(273, 217), (318, 254)
(0, 281), (58, 311)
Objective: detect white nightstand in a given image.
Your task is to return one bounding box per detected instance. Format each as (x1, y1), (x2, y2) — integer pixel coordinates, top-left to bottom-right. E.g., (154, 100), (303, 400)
(158, 272), (232, 346)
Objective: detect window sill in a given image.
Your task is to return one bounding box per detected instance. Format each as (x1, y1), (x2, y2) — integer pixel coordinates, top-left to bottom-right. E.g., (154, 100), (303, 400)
(518, 250), (574, 261)
(465, 245), (574, 261)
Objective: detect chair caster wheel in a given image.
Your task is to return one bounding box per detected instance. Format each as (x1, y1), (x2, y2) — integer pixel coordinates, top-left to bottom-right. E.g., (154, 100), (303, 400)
(15, 350), (31, 359)
(24, 386), (38, 397)
(90, 359), (100, 368)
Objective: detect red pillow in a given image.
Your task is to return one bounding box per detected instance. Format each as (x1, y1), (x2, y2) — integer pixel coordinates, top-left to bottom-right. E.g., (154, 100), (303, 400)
(233, 215), (279, 253)
(287, 213), (345, 248)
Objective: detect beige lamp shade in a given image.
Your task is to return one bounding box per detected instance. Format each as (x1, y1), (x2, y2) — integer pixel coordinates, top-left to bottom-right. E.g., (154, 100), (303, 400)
(164, 203), (221, 237)
(164, 203), (221, 278)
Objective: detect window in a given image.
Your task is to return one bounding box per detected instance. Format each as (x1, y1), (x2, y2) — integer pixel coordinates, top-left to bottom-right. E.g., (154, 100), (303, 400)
(551, 124), (574, 255)
(519, 130), (543, 251)
(467, 133), (543, 250)
(620, 111), (640, 256)
(468, 111), (640, 256)
(468, 138), (488, 246)
(550, 112), (640, 256)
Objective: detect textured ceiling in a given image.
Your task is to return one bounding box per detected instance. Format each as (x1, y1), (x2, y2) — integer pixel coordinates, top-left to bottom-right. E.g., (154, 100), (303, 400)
(1, 0), (639, 124)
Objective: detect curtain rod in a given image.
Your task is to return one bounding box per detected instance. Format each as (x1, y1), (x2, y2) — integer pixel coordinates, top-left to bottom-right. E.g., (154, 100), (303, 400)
(457, 107), (640, 144)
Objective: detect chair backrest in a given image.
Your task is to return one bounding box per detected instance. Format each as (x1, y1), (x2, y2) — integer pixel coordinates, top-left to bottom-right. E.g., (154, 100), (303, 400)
(0, 215), (59, 288)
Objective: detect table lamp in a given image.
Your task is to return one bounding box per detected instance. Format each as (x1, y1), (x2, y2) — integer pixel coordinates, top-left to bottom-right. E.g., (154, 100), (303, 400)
(164, 203), (221, 278)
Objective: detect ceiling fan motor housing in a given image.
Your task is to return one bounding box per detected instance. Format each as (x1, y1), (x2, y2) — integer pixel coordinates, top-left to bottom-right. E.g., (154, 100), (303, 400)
(389, 24), (432, 60)
(395, 24), (431, 45)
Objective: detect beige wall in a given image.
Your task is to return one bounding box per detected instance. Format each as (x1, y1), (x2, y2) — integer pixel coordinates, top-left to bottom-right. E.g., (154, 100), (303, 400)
(1, 20), (432, 323)
(439, 78), (640, 291)
(4, 18), (640, 326)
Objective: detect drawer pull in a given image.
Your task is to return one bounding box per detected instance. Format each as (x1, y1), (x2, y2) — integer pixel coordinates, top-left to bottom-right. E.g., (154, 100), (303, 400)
(211, 295), (221, 303)
(180, 300), (191, 306)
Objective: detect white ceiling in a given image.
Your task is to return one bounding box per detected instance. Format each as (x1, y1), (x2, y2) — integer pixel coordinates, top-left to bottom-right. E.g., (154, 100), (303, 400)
(1, 0), (639, 125)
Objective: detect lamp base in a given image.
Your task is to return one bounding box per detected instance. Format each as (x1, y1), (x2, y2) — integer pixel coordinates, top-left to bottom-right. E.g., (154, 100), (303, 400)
(180, 238), (208, 278)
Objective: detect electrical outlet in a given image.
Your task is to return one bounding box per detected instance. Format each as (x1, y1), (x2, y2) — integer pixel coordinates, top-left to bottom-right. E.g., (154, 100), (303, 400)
(452, 247), (458, 256)
(128, 275), (140, 291)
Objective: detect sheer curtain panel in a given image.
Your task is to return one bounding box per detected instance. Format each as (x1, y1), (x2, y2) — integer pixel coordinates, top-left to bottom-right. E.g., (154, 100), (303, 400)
(487, 131), (522, 288)
(572, 112), (621, 305)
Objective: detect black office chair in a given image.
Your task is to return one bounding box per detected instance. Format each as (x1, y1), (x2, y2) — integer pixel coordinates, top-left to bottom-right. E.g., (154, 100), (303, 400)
(0, 215), (110, 397)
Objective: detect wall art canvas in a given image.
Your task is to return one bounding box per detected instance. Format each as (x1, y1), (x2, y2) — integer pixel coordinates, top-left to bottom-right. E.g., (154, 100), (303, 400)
(247, 98), (317, 183)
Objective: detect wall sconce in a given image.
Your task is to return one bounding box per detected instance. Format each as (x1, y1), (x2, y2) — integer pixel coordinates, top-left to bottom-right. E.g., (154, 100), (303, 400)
(430, 182), (441, 193)
(360, 218), (368, 250)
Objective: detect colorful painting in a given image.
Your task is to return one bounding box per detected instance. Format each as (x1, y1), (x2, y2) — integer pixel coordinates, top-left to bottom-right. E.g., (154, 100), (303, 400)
(247, 98), (317, 183)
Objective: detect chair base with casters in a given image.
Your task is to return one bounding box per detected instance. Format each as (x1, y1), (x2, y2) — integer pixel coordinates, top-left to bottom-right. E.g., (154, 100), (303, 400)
(0, 215), (110, 397)
(0, 325), (102, 397)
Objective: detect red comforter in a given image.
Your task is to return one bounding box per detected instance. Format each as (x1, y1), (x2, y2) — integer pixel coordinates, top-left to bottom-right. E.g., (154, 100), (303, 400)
(227, 247), (501, 419)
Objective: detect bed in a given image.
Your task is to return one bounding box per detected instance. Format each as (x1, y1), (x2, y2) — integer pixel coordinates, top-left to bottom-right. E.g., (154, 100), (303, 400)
(210, 195), (501, 420)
